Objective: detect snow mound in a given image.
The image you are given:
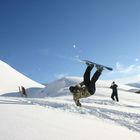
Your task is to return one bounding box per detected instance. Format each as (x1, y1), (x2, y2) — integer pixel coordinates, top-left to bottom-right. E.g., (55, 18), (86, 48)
(39, 76), (140, 97)
(39, 77), (82, 97)
(0, 60), (44, 96)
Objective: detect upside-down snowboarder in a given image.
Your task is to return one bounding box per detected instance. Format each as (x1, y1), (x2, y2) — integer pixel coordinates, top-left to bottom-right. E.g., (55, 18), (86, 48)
(69, 62), (104, 107)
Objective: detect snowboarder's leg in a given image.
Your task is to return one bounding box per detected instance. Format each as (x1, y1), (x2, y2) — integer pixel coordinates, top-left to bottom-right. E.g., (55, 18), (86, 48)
(111, 93), (115, 101)
(83, 65), (93, 86)
(88, 69), (102, 95)
(91, 70), (102, 83)
(115, 93), (119, 102)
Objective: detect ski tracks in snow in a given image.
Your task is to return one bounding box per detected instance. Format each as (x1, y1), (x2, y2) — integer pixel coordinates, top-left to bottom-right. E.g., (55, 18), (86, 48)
(1, 96), (140, 133)
(84, 105), (140, 133)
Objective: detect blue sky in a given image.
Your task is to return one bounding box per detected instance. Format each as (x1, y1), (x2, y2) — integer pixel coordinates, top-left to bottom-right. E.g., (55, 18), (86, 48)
(0, 0), (140, 83)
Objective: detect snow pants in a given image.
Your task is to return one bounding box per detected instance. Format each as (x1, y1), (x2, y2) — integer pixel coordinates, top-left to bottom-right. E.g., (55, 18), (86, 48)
(83, 66), (101, 95)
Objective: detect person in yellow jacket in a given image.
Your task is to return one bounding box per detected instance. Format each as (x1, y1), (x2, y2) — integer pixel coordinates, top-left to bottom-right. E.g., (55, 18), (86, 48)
(69, 63), (103, 107)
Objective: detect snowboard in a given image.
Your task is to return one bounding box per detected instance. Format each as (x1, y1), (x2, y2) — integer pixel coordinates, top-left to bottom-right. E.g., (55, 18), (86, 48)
(81, 60), (113, 71)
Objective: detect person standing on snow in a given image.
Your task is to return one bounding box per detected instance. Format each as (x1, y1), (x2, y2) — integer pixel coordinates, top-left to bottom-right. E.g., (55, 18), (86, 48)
(110, 81), (119, 102)
(69, 63), (104, 107)
(19, 86), (27, 97)
(21, 86), (27, 97)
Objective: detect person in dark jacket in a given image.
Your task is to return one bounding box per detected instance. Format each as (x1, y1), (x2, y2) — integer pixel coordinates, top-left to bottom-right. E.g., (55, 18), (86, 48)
(21, 86), (27, 97)
(110, 81), (119, 102)
(69, 63), (103, 107)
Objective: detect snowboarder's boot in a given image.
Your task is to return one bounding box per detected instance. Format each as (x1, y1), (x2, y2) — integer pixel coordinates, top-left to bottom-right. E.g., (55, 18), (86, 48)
(85, 61), (94, 68)
(96, 65), (104, 72)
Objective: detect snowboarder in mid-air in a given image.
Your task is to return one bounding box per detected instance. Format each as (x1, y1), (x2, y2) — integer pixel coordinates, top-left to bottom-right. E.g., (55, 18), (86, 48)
(69, 62), (104, 107)
(110, 81), (119, 102)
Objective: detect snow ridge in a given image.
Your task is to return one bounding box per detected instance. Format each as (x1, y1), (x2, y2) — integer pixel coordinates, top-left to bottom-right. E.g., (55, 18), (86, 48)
(0, 60), (44, 95)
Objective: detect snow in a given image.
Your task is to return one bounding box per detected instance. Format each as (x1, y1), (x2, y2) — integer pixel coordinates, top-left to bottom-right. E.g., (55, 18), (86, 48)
(0, 60), (140, 140)
(0, 60), (44, 96)
(115, 74), (140, 88)
(0, 97), (140, 140)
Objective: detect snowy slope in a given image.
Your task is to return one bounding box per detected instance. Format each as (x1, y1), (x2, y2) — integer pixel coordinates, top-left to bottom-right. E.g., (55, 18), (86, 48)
(39, 77), (82, 97)
(35, 76), (140, 133)
(0, 96), (140, 140)
(0, 70), (140, 139)
(40, 76), (140, 97)
(115, 75), (140, 88)
(0, 76), (140, 140)
(0, 60), (44, 95)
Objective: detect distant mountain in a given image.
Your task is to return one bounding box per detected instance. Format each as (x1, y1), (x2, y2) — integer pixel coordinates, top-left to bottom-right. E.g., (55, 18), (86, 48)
(115, 75), (140, 88)
(0, 60), (44, 95)
(39, 76), (140, 97)
(39, 77), (82, 97)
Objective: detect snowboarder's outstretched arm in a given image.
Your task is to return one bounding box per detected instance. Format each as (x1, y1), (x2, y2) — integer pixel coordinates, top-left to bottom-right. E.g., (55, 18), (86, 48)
(110, 85), (113, 89)
(110, 84), (118, 89)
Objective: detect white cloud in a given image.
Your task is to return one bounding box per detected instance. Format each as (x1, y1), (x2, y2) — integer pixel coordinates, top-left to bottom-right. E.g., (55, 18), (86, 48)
(104, 61), (140, 80)
(115, 62), (140, 74)
(116, 62), (124, 71)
